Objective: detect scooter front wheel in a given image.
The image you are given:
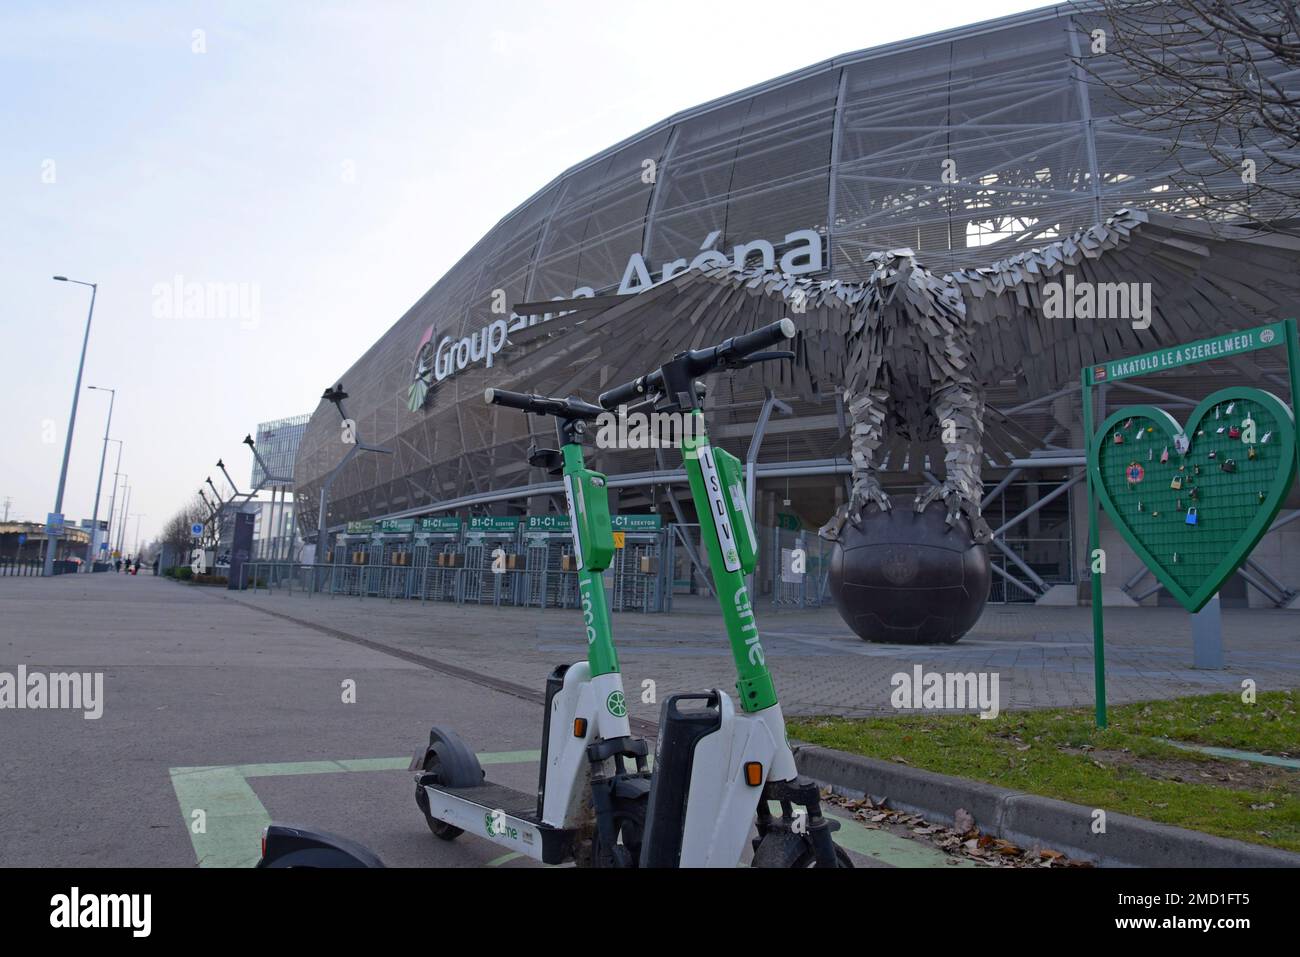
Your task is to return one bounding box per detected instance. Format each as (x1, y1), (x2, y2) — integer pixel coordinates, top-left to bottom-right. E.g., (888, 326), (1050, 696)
(584, 793), (647, 868)
(420, 749), (465, 841)
(751, 831), (853, 868)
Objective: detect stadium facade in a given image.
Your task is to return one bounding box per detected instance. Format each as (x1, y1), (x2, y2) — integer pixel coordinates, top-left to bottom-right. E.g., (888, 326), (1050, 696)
(294, 3), (1300, 607)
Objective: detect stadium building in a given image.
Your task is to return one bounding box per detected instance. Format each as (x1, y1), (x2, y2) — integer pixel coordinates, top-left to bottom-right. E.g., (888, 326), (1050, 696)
(293, 3), (1300, 608)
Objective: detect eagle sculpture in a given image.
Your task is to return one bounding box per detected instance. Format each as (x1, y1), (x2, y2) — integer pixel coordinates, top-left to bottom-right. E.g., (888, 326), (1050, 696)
(506, 209), (1300, 544)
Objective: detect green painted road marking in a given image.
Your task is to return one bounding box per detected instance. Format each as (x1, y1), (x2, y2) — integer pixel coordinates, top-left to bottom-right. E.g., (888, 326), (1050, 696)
(169, 750), (542, 868)
(824, 808), (982, 868)
(1162, 739), (1300, 770)
(172, 750), (981, 869)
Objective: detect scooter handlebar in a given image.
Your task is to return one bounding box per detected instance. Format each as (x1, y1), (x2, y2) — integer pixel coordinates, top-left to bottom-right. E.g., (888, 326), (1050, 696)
(719, 317), (796, 365)
(597, 318), (795, 409)
(484, 388), (602, 421)
(598, 371), (662, 410)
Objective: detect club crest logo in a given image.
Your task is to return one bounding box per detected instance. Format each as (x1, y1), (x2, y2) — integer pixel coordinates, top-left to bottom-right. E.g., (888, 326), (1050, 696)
(408, 324), (438, 412)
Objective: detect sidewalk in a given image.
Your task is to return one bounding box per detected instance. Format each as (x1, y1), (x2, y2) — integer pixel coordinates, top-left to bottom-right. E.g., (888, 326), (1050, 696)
(220, 585), (1300, 724)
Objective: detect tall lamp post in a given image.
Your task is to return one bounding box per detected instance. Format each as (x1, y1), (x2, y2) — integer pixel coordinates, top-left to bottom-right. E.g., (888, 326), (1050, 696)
(116, 481), (131, 559)
(133, 514), (147, 557)
(85, 386), (115, 569)
(45, 276), (98, 576)
(104, 440), (123, 560)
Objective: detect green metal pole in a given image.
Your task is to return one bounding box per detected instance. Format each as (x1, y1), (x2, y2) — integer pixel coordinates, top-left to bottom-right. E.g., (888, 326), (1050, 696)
(1284, 318), (1300, 494)
(1082, 368), (1107, 729)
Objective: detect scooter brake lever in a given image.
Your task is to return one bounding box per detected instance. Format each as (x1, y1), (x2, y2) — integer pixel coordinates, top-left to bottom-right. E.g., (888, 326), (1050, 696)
(721, 350), (795, 369)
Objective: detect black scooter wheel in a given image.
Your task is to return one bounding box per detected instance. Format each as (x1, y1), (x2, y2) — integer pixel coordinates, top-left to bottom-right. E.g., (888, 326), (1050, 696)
(586, 793), (647, 868)
(414, 726), (485, 842)
(751, 831), (853, 868)
(420, 749), (464, 841)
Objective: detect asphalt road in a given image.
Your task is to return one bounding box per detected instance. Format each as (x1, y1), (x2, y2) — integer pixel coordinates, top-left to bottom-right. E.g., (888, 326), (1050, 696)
(0, 574), (943, 868)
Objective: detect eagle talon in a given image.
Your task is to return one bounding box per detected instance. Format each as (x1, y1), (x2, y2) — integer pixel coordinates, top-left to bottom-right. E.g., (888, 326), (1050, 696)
(818, 509), (848, 542)
(820, 476), (890, 541)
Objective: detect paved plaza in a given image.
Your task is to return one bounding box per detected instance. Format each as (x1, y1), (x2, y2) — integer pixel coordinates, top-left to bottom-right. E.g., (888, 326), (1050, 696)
(2, 573), (1297, 868)
(230, 581), (1300, 723)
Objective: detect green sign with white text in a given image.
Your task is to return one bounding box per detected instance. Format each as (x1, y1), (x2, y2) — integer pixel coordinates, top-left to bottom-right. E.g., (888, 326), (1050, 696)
(612, 514), (662, 531)
(419, 517), (462, 533)
(468, 516), (521, 532)
(526, 515), (571, 531)
(1090, 322), (1287, 384)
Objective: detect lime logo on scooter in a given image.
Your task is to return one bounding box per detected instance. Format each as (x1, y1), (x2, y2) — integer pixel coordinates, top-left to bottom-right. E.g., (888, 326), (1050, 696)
(580, 581), (597, 645)
(484, 808), (518, 841)
(735, 585), (765, 666)
(697, 445), (742, 572)
(606, 690), (627, 718)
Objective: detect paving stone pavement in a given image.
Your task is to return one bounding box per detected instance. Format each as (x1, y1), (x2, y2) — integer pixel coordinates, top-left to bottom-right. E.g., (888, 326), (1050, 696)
(224, 585), (1300, 724)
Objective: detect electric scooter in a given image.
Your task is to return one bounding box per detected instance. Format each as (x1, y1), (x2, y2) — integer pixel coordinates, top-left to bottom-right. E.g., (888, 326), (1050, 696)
(409, 389), (650, 867)
(261, 390), (650, 867)
(598, 317), (850, 868)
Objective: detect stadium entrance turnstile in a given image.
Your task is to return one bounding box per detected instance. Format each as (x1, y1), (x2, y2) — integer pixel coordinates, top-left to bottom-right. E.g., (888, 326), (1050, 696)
(332, 522), (375, 597)
(521, 515), (580, 609)
(462, 516), (522, 606)
(413, 516), (464, 603)
(371, 519), (416, 599)
(609, 515), (668, 613)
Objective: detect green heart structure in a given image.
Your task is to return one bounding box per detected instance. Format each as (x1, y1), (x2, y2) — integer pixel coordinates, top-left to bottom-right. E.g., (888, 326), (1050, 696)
(1092, 387), (1296, 613)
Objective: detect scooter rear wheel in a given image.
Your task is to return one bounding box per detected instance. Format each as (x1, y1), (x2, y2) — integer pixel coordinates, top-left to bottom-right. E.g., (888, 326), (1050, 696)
(751, 831), (854, 868)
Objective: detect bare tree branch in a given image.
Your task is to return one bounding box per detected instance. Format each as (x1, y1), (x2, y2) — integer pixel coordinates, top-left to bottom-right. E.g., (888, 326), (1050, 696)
(1072, 0), (1300, 228)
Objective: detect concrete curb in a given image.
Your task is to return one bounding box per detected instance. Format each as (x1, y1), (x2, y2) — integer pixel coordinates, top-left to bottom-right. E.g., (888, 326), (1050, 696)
(794, 743), (1300, 868)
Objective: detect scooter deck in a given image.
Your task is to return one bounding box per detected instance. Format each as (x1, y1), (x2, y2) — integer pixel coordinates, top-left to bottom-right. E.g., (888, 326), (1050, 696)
(436, 780), (535, 819)
(419, 775), (577, 864)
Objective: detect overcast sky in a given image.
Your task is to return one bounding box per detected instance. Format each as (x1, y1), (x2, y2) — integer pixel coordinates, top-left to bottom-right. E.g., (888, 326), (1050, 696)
(0, 0), (1049, 547)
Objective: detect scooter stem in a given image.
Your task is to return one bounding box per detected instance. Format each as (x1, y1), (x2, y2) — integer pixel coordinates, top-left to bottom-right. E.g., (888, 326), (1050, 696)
(679, 410), (778, 714)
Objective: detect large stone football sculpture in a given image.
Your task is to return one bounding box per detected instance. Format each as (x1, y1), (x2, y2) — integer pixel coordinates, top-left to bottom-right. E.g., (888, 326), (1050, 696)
(828, 497), (990, 645)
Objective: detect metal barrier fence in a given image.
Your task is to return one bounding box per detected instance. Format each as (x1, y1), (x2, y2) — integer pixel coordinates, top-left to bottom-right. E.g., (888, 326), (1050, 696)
(239, 523), (841, 612)
(764, 525), (832, 608)
(0, 558), (80, 577)
(240, 546), (668, 613)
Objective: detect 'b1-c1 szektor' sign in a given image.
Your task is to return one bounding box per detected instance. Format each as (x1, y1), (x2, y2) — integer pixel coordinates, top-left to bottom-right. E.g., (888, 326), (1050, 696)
(408, 227), (826, 412)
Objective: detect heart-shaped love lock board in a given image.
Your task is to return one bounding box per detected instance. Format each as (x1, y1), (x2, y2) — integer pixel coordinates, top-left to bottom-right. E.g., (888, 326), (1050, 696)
(1092, 387), (1296, 613)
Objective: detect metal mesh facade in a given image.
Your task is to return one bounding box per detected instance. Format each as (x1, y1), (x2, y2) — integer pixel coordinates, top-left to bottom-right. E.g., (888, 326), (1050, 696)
(293, 3), (1293, 536)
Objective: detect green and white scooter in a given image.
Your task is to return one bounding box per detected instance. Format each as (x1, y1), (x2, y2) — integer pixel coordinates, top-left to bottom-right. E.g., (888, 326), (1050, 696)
(260, 390), (649, 868)
(409, 389), (651, 867)
(600, 317), (850, 868)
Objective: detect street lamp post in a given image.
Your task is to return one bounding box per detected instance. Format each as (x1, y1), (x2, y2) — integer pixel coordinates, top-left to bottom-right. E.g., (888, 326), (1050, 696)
(133, 514), (147, 557)
(117, 482), (131, 559)
(85, 386), (115, 569)
(45, 276), (98, 576)
(104, 440), (123, 561)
